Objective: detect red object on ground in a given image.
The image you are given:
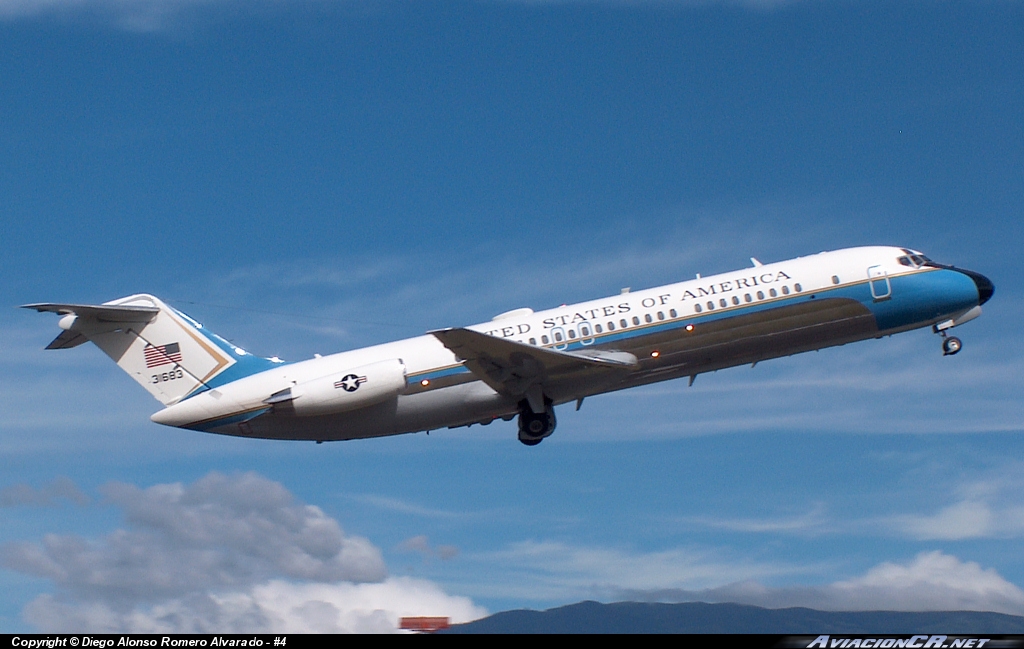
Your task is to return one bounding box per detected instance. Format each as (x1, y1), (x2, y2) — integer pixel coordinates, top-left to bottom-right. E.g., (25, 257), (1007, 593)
(399, 616), (451, 633)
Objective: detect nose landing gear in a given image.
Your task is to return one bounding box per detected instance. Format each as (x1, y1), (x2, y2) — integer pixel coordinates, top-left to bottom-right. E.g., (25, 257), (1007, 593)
(933, 319), (964, 356)
(942, 335), (962, 356)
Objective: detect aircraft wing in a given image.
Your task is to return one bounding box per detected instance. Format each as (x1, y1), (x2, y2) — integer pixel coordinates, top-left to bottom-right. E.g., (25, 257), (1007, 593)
(430, 327), (637, 402)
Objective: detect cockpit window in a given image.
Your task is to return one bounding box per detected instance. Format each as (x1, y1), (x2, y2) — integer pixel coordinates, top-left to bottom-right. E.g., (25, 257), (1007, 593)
(897, 253), (932, 269)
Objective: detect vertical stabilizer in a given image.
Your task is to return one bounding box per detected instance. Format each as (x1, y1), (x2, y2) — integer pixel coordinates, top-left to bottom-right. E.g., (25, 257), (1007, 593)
(23, 295), (282, 405)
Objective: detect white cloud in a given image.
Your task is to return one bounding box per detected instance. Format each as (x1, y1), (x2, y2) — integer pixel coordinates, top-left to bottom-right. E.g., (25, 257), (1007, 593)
(680, 503), (829, 534)
(347, 493), (467, 519)
(462, 537), (1024, 616)
(622, 551), (1024, 616)
(0, 477), (89, 507)
(0, 0), (220, 30)
(1, 472), (485, 633)
(897, 501), (998, 541)
(825, 551), (1024, 613)
(22, 577), (486, 634)
(890, 474), (1024, 541)
(397, 535), (460, 561)
(466, 540), (801, 601)
(0, 0), (817, 31)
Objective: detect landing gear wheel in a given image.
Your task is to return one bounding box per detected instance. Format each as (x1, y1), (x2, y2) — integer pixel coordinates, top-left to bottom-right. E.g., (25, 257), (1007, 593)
(517, 401), (556, 446)
(942, 336), (962, 356)
(525, 416), (548, 436)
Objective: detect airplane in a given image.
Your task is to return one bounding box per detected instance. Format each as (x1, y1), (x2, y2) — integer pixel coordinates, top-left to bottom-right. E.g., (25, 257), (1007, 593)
(23, 246), (993, 446)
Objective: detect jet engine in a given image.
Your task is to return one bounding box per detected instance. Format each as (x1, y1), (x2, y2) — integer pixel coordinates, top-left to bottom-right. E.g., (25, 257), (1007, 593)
(266, 358), (406, 416)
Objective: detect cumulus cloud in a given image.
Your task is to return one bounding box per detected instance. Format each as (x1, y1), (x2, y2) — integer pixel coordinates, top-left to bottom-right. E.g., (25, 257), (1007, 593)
(889, 475), (1024, 541)
(22, 577), (486, 634)
(1, 472), (485, 633)
(619, 551), (1024, 616)
(0, 477), (89, 507)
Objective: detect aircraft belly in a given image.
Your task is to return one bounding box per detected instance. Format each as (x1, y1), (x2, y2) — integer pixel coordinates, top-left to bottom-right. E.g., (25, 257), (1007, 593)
(201, 381), (514, 441)
(393, 381), (516, 433)
(206, 397), (401, 442)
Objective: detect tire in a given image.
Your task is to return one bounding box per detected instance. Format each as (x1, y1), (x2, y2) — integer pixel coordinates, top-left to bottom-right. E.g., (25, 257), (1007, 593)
(943, 336), (962, 355)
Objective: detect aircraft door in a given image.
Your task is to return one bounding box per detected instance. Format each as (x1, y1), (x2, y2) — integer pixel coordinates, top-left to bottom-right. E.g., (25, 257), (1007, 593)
(550, 327), (568, 350)
(578, 321), (595, 345)
(867, 265), (891, 301)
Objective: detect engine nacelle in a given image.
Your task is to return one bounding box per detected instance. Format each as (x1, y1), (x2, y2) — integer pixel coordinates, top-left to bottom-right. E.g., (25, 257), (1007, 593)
(269, 359), (406, 417)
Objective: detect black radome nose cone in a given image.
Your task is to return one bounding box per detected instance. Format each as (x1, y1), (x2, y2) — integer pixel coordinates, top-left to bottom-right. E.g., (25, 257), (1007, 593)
(960, 269), (994, 305)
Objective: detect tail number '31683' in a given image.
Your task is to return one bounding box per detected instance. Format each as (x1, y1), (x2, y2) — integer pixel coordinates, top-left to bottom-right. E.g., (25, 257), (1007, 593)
(152, 368), (184, 384)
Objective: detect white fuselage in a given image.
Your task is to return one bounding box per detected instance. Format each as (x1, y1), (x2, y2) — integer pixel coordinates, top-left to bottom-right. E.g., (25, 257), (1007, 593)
(144, 245), (990, 443)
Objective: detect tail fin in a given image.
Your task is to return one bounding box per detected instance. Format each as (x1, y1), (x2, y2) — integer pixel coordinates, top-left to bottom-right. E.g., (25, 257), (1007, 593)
(23, 294), (283, 405)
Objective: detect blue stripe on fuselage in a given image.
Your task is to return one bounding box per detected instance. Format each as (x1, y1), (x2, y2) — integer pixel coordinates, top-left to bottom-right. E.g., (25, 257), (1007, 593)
(182, 407), (271, 432)
(171, 305), (288, 399)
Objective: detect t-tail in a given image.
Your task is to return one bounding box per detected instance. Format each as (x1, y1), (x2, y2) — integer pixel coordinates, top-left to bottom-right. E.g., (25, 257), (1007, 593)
(22, 294), (284, 406)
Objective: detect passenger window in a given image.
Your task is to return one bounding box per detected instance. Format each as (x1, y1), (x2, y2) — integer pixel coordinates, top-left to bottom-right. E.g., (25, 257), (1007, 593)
(580, 325), (591, 337)
(608, 322), (615, 331)
(529, 338), (536, 345)
(669, 309), (677, 318)
(719, 299), (727, 308)
(595, 324), (603, 334)
(542, 335), (549, 344)
(832, 275), (840, 285)
(554, 332), (563, 342)
(782, 286), (790, 295)
(707, 301), (715, 310)
(757, 291), (764, 300)
(731, 296), (740, 305)
(744, 294), (752, 302)
(644, 314), (652, 323)
(568, 330), (576, 339)
(794, 283), (802, 292)
(769, 288), (778, 297)
(657, 311), (665, 321)
(694, 304), (702, 313)
(632, 316), (640, 325)
(620, 319), (628, 328)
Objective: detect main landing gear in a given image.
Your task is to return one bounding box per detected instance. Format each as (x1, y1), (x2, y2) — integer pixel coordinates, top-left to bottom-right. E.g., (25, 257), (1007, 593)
(518, 398), (556, 446)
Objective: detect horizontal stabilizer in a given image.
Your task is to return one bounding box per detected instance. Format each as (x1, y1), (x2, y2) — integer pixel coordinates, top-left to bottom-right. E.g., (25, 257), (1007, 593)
(45, 329), (88, 350)
(21, 302), (160, 323)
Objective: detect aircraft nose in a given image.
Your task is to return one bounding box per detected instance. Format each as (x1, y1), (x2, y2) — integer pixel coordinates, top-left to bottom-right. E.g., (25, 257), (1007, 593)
(958, 268), (995, 306)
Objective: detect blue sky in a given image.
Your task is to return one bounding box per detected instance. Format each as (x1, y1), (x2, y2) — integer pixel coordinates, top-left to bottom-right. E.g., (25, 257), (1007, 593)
(1, 0), (1022, 633)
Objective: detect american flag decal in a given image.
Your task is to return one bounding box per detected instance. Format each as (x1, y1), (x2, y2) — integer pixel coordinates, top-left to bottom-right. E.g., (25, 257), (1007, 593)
(144, 342), (182, 368)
